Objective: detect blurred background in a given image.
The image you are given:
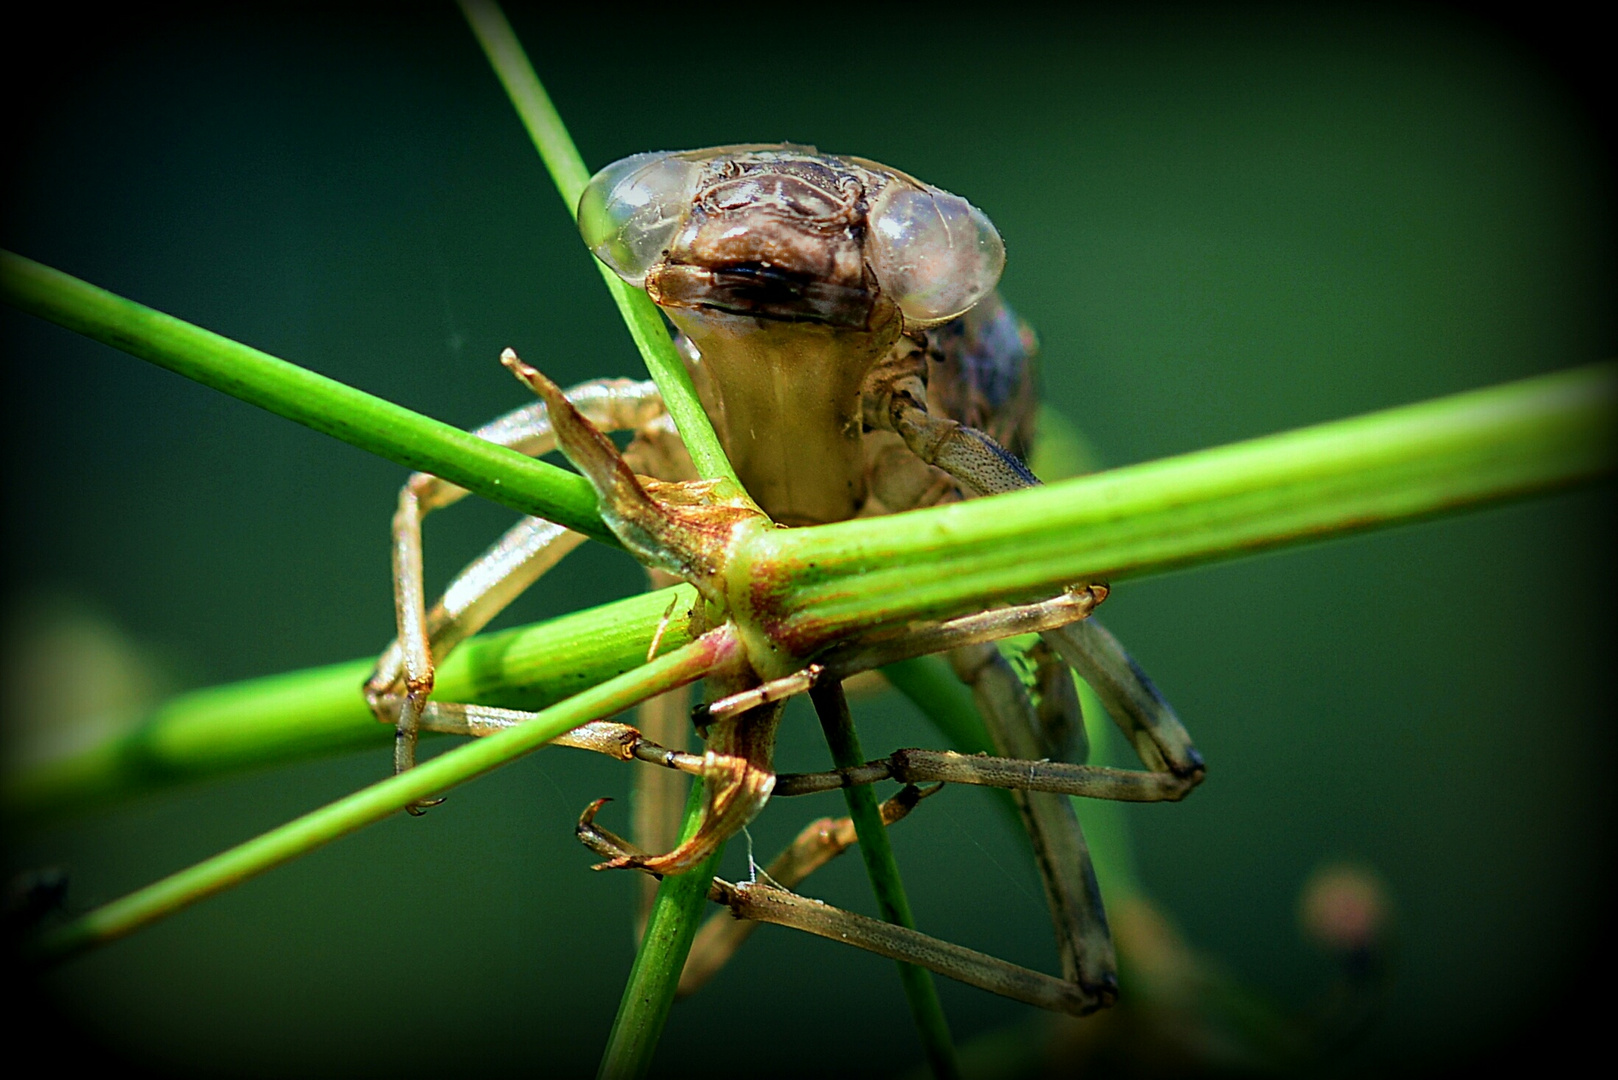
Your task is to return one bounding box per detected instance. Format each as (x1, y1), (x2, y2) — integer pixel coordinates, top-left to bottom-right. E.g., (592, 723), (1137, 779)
(3, 3), (1612, 1076)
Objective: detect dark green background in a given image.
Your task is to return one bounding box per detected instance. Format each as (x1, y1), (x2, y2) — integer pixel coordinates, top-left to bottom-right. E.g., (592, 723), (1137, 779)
(4, 4), (1612, 1076)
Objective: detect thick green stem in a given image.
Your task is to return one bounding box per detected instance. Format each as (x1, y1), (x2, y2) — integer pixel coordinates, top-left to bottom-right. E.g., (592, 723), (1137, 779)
(597, 782), (722, 1080)
(4, 586), (701, 819)
(6, 246), (1607, 659)
(25, 631), (734, 965)
(4, 358), (1608, 821)
(458, 0), (739, 489)
(0, 251), (611, 542)
(811, 681), (961, 1080)
(756, 363), (1617, 651)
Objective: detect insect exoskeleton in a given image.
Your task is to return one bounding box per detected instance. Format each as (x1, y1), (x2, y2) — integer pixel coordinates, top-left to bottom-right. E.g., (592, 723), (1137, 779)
(578, 144), (1007, 526)
(368, 142), (1203, 1019)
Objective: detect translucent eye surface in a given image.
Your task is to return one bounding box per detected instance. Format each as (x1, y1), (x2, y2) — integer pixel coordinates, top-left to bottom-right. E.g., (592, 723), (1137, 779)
(577, 151), (705, 286)
(866, 184), (1005, 325)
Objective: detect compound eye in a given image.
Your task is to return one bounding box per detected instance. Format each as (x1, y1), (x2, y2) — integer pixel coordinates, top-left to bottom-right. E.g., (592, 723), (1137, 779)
(577, 152), (705, 286)
(866, 184), (1005, 325)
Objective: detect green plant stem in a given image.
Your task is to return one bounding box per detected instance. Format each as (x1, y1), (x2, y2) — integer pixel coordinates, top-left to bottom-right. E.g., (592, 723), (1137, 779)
(25, 630), (733, 966)
(881, 656), (994, 756)
(882, 656), (1022, 838)
(4, 356), (1609, 820)
(811, 681), (961, 1080)
(457, 0), (589, 210)
(6, 248), (1608, 648)
(458, 0), (739, 489)
(597, 783), (723, 1080)
(4, 585), (701, 819)
(0, 251), (612, 543)
(757, 362), (1618, 652)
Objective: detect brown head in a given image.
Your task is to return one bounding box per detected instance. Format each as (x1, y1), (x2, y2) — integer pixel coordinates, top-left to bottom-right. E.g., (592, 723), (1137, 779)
(580, 145), (1004, 525)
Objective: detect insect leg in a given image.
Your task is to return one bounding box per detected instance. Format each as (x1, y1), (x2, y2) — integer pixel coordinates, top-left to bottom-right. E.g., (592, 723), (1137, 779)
(388, 702), (708, 772)
(865, 359), (1206, 783)
(945, 641), (1117, 1001)
(687, 590), (1191, 803)
(577, 800), (1107, 1017)
(677, 784), (940, 996)
(699, 586), (1105, 723)
(363, 376), (665, 809)
(1041, 618), (1203, 780)
(628, 667), (691, 931)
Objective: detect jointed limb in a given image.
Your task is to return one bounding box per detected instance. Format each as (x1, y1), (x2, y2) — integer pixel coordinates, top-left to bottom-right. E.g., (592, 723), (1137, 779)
(698, 586), (1107, 724)
(856, 343), (1206, 1006)
(393, 694), (1192, 803)
(1042, 618), (1204, 780)
(362, 374), (667, 805)
(947, 641), (1115, 1000)
(370, 351), (1203, 1011)
(385, 702), (708, 776)
(577, 799), (1108, 1016)
(678, 783), (940, 996)
(770, 740), (1196, 801)
(862, 343), (1205, 786)
(630, 570), (697, 929)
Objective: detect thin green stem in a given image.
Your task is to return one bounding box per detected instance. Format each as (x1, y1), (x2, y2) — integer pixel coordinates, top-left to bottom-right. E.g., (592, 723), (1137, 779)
(811, 681), (961, 1080)
(453, 21), (739, 1062)
(458, 0), (739, 488)
(457, 0), (590, 210)
(881, 656), (994, 756)
(25, 631), (733, 966)
(597, 783), (723, 1080)
(881, 655), (1024, 835)
(0, 251), (612, 543)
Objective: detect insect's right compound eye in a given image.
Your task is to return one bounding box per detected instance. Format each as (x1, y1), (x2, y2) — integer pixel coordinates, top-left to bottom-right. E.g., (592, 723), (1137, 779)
(866, 183), (1005, 326)
(577, 152), (705, 286)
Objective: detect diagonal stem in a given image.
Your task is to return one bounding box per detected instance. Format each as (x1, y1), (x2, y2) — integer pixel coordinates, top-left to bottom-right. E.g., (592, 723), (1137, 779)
(810, 680), (962, 1080)
(458, 0), (739, 489)
(755, 362), (1618, 654)
(3, 361), (1610, 821)
(3, 253), (1611, 829)
(24, 629), (735, 966)
(0, 250), (612, 543)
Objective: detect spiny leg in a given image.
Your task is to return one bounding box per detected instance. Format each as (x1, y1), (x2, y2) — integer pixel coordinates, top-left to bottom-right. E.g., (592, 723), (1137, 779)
(947, 640), (1115, 1002)
(699, 586), (1106, 723)
(695, 587), (1198, 801)
(363, 373), (666, 808)
(453, 676), (1124, 1014)
(403, 694), (1190, 813)
(1041, 618), (1203, 781)
(677, 783), (940, 996)
(504, 353), (779, 875)
(392, 693), (955, 998)
(864, 349), (1205, 783)
(850, 353), (1206, 1000)
(388, 353), (781, 911)
(576, 800), (1107, 1016)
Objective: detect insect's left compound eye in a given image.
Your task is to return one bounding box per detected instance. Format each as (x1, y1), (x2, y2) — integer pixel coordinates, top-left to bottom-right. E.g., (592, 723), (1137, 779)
(866, 184), (1005, 326)
(578, 151), (705, 286)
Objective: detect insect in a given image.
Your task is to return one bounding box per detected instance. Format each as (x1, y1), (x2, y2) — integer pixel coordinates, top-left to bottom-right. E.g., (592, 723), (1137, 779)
(360, 144), (1205, 1014)
(9, 11), (1606, 1072)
